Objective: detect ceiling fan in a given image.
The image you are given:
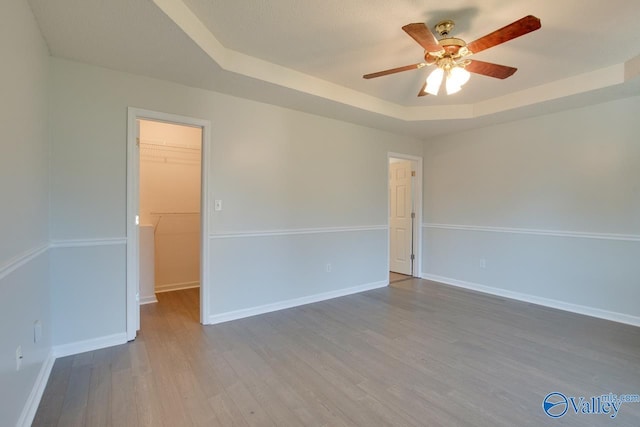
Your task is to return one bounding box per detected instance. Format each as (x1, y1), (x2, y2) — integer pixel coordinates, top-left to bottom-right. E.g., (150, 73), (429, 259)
(363, 15), (541, 96)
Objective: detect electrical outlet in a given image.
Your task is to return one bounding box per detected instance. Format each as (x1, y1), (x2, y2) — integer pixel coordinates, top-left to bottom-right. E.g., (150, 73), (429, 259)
(16, 346), (22, 371)
(326, 263), (332, 273)
(480, 258), (487, 269)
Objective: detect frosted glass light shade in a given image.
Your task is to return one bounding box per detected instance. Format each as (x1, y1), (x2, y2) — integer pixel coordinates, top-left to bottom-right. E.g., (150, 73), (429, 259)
(445, 78), (462, 95)
(450, 66), (470, 86)
(425, 68), (444, 95)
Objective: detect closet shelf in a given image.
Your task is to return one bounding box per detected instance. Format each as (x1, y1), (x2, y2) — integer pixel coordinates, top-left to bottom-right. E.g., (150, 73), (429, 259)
(140, 141), (201, 151)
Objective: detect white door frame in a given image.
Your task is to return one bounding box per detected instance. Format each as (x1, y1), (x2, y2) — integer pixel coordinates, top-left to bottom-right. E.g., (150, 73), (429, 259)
(387, 152), (423, 277)
(126, 107), (212, 340)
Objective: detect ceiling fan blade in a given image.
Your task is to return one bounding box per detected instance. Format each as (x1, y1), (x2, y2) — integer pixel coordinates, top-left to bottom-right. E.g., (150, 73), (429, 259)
(402, 23), (444, 53)
(363, 63), (425, 79)
(466, 15), (541, 55)
(417, 81), (428, 97)
(465, 60), (517, 79)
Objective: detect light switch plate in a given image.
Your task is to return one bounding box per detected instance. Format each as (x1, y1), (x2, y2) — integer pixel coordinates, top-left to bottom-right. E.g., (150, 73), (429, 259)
(214, 200), (223, 211)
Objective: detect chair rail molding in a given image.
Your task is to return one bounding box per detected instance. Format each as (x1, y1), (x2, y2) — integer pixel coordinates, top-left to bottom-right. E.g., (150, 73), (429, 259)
(0, 243), (49, 281)
(422, 223), (640, 242)
(209, 225), (388, 239)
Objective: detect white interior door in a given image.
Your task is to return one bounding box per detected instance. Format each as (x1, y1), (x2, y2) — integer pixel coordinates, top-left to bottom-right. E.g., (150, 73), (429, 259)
(389, 160), (413, 275)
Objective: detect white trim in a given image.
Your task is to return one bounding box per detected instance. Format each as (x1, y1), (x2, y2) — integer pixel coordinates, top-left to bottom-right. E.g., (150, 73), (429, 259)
(16, 349), (55, 427)
(200, 116), (212, 326)
(388, 152), (424, 278)
(127, 108), (212, 336)
(421, 273), (640, 328)
(49, 238), (127, 248)
(209, 225), (387, 239)
(0, 243), (48, 281)
(126, 108), (140, 340)
(208, 280), (388, 325)
(423, 223), (640, 242)
(140, 296), (158, 305)
(155, 281), (200, 293)
(53, 333), (128, 358)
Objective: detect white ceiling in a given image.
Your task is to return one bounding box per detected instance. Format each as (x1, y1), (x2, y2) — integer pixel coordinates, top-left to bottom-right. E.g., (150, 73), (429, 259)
(27, 0), (640, 140)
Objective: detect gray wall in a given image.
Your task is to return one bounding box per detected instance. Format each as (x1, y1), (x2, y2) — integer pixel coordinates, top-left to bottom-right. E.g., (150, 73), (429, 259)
(49, 57), (423, 343)
(422, 96), (640, 319)
(0, 0), (52, 424)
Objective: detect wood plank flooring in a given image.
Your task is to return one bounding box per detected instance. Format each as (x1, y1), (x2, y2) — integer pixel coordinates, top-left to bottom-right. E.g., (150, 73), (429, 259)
(389, 271), (413, 284)
(33, 279), (640, 426)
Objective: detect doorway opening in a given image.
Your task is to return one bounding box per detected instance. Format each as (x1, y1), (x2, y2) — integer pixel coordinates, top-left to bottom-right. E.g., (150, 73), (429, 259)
(139, 119), (201, 308)
(126, 108), (211, 341)
(388, 153), (423, 283)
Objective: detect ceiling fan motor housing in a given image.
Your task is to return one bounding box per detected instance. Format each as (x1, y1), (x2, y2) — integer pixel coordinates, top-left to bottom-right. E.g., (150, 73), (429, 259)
(439, 38), (467, 55)
(425, 37), (469, 64)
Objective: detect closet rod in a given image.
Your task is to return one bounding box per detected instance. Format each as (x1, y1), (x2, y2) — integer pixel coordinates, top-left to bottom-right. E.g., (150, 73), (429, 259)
(150, 211), (200, 215)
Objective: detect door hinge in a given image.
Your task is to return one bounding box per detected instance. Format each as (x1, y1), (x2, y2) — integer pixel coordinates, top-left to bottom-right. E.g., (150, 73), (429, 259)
(411, 212), (415, 219)
(411, 170), (416, 177)
(410, 254), (415, 261)
(136, 137), (140, 147)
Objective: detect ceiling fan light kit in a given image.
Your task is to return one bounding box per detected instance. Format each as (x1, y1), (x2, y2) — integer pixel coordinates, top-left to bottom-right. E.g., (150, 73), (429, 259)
(363, 15), (541, 97)
(425, 55), (472, 95)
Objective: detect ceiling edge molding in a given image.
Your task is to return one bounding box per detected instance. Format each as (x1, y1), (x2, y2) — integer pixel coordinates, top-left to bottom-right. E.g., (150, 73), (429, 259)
(624, 54), (640, 81)
(152, 0), (635, 123)
(473, 64), (625, 117)
(151, 0), (409, 119)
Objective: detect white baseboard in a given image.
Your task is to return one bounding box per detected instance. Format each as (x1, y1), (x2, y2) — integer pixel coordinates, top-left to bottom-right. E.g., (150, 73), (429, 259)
(155, 281), (200, 294)
(53, 332), (128, 358)
(421, 273), (640, 328)
(207, 280), (388, 325)
(140, 295), (158, 304)
(16, 349), (55, 427)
